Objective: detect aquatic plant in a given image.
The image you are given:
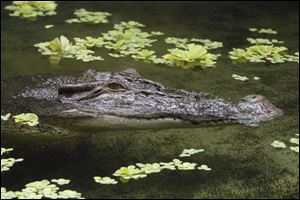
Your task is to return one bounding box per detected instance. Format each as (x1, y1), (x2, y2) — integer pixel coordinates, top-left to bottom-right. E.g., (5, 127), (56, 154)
(197, 164), (212, 171)
(174, 160), (198, 170)
(271, 141), (287, 148)
(137, 163), (162, 174)
(271, 134), (299, 153)
(165, 37), (223, 50)
(1, 147), (84, 199)
(44, 24), (54, 29)
(4, 1), (57, 20)
(94, 148), (211, 184)
(94, 177), (118, 185)
(249, 27), (278, 34)
(102, 21), (158, 58)
(232, 74), (249, 81)
(34, 35), (103, 64)
(1, 179), (84, 199)
(253, 76), (260, 80)
(163, 43), (217, 69)
(13, 113), (39, 126)
(246, 38), (284, 45)
(1, 148), (23, 172)
(1, 113), (11, 121)
(150, 31), (164, 36)
(51, 179), (71, 185)
(74, 36), (105, 48)
(131, 49), (156, 61)
(231, 28), (299, 64)
(113, 165), (147, 180)
(229, 45), (294, 64)
(66, 8), (111, 24)
(179, 148), (205, 157)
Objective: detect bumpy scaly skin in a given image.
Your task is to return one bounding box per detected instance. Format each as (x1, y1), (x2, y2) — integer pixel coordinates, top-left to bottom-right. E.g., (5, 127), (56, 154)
(1, 68), (283, 127)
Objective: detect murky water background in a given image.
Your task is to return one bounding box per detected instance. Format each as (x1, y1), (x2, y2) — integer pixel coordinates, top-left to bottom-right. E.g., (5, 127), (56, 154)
(1, 1), (299, 198)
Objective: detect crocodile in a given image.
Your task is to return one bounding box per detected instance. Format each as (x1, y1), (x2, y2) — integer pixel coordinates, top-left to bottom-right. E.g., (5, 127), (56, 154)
(1, 68), (283, 131)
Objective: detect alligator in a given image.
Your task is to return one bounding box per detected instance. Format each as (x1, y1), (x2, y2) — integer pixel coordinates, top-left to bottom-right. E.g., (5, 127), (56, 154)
(1, 68), (283, 131)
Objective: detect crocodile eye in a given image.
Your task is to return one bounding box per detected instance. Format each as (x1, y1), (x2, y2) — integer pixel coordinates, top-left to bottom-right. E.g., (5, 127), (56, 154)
(106, 82), (127, 90)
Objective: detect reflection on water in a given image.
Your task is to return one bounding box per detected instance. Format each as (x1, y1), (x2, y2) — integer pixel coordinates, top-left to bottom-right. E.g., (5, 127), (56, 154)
(1, 1), (299, 199)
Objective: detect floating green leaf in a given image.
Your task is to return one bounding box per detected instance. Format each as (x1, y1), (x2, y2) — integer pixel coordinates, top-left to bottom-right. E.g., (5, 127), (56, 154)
(179, 148), (205, 157)
(51, 179), (71, 185)
(94, 177), (118, 185)
(44, 24), (54, 29)
(232, 74), (249, 81)
(13, 113), (39, 126)
(1, 113), (11, 121)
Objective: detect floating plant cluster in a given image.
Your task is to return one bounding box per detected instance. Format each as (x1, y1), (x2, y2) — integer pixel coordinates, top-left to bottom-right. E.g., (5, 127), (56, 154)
(246, 38), (284, 45)
(249, 28), (278, 34)
(101, 21), (162, 60)
(165, 37), (223, 50)
(4, 1), (57, 20)
(231, 74), (260, 81)
(163, 43), (218, 69)
(229, 45), (298, 64)
(1, 179), (84, 199)
(66, 8), (111, 24)
(1, 113), (39, 127)
(34, 35), (103, 64)
(94, 148), (211, 184)
(1, 148), (23, 173)
(271, 134), (299, 153)
(229, 28), (299, 64)
(94, 177), (118, 185)
(1, 148), (84, 199)
(34, 19), (223, 69)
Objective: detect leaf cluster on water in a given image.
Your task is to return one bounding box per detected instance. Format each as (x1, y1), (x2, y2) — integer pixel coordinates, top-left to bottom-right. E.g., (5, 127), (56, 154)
(4, 1), (57, 20)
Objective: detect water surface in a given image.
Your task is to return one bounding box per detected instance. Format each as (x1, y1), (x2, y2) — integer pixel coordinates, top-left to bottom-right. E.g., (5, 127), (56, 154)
(1, 1), (299, 198)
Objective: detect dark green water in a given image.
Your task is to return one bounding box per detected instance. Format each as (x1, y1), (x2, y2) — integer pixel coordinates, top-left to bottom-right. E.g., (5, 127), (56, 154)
(1, 1), (299, 199)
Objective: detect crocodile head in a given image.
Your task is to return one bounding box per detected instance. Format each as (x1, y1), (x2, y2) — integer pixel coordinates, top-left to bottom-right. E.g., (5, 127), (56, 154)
(233, 94), (283, 126)
(55, 68), (283, 127)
